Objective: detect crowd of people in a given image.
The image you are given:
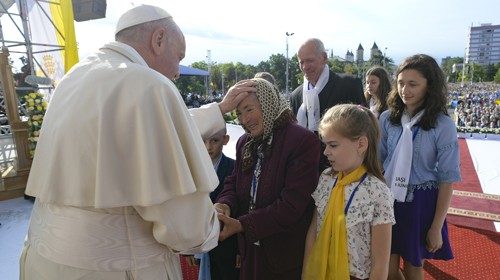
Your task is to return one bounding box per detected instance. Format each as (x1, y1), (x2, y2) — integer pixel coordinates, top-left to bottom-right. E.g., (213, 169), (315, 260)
(182, 92), (222, 108)
(182, 63), (500, 134)
(449, 83), (500, 129)
(20, 4), (462, 280)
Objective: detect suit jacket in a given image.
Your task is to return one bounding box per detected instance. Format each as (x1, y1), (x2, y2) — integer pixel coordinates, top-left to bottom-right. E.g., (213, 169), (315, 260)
(216, 122), (321, 277)
(208, 153), (239, 279)
(289, 70), (365, 171)
(289, 70), (366, 118)
(210, 153), (235, 203)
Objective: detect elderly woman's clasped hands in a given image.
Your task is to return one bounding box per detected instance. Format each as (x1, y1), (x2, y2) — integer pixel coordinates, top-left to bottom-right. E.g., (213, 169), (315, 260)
(214, 202), (243, 241)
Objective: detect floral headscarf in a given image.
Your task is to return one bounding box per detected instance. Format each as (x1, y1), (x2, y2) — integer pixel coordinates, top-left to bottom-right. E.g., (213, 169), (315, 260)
(241, 78), (293, 170)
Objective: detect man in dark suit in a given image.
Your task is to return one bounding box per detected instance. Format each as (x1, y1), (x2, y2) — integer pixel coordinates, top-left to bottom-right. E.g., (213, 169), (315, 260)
(289, 38), (365, 170)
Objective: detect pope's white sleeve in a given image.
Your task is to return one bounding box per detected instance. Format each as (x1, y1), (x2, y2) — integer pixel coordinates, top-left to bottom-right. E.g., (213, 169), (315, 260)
(133, 192), (219, 255)
(189, 102), (225, 139)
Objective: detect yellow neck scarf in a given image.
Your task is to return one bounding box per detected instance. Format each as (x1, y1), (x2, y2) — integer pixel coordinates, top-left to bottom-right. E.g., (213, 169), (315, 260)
(304, 165), (367, 280)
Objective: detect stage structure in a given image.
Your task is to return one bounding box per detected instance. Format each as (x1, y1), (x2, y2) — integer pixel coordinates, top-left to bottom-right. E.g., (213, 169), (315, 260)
(0, 47), (30, 200)
(0, 0), (100, 200)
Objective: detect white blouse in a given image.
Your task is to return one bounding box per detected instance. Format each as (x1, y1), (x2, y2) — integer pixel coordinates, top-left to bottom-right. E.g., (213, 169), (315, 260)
(312, 168), (395, 279)
(369, 97), (379, 118)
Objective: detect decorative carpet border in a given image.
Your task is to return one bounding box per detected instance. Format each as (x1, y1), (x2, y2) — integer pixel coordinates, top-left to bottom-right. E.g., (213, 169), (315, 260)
(448, 207), (500, 222)
(452, 190), (500, 201)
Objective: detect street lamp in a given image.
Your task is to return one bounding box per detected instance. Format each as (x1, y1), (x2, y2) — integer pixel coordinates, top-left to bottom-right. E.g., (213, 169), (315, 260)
(461, 47), (467, 86)
(383, 47), (387, 68)
(206, 50), (211, 95)
(221, 73), (225, 96)
(285, 32), (294, 95)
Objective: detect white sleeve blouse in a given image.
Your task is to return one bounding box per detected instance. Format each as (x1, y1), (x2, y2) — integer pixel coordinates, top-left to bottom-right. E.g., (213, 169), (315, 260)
(312, 169), (395, 279)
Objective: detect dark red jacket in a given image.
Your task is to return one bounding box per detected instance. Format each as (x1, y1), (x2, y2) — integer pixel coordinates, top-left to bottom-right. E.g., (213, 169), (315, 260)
(217, 122), (320, 277)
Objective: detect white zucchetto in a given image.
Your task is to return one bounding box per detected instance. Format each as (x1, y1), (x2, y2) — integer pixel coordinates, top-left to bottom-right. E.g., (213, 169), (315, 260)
(115, 5), (172, 35)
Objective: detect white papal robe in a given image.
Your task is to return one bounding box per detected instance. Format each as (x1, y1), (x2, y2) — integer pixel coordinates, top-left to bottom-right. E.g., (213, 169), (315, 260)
(20, 42), (225, 279)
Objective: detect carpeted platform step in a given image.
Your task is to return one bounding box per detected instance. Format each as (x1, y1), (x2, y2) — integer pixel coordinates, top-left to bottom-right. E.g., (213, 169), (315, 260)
(447, 139), (497, 232)
(424, 223), (500, 279)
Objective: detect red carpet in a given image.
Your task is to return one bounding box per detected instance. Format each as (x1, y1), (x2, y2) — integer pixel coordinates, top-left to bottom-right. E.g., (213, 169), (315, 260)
(426, 139), (500, 278)
(424, 223), (500, 279)
(453, 139), (483, 193)
(180, 139), (499, 279)
(447, 139), (498, 232)
(181, 224), (500, 280)
(180, 255), (199, 280)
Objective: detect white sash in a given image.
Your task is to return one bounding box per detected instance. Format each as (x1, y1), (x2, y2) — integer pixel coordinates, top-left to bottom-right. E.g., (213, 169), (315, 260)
(297, 65), (329, 131)
(384, 110), (425, 202)
(27, 201), (173, 272)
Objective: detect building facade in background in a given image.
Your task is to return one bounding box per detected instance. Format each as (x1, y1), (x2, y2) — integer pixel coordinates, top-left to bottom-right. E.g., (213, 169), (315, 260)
(466, 23), (500, 65)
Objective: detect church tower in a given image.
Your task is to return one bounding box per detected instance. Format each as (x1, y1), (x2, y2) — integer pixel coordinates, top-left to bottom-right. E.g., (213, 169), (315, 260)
(345, 50), (354, 62)
(370, 42), (381, 60)
(356, 44), (364, 64)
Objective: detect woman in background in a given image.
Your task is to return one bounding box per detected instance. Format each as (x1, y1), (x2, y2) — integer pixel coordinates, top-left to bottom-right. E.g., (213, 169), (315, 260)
(364, 66), (392, 118)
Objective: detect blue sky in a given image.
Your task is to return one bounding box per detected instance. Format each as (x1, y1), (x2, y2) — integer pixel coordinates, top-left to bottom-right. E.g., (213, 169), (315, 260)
(3, 0), (500, 70)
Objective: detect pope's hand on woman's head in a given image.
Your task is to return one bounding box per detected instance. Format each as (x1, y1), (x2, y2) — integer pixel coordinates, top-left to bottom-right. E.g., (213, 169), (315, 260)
(218, 79), (257, 114)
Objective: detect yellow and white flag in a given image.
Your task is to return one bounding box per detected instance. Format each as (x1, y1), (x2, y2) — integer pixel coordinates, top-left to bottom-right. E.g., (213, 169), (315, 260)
(19, 0), (78, 86)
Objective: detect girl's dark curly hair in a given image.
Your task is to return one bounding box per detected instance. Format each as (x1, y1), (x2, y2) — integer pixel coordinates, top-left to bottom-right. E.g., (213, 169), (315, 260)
(387, 54), (448, 130)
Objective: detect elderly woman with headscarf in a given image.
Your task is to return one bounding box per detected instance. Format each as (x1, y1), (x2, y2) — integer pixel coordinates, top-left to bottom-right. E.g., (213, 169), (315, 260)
(215, 78), (321, 280)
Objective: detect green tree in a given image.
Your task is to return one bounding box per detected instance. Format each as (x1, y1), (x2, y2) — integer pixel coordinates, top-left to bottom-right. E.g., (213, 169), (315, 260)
(494, 68), (500, 83)
(440, 56), (463, 83)
(470, 63), (486, 82)
(382, 57), (395, 72)
(218, 63), (235, 93)
(256, 61), (270, 72)
(241, 64), (257, 81)
(266, 54), (286, 91)
(175, 75), (205, 98)
(191, 61), (208, 70)
(177, 51), (393, 99)
(343, 63), (358, 76)
(355, 62), (370, 79)
(368, 53), (384, 67)
(329, 58), (345, 74)
(485, 64), (497, 82)
(233, 62), (245, 82)
(209, 63), (222, 91)
(289, 55), (301, 91)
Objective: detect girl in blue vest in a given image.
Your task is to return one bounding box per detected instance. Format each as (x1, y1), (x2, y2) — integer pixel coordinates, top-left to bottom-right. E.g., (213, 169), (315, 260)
(379, 54), (461, 279)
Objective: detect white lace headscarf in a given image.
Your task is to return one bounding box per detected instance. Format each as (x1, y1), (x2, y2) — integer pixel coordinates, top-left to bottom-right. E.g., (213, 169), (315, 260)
(241, 78), (292, 170)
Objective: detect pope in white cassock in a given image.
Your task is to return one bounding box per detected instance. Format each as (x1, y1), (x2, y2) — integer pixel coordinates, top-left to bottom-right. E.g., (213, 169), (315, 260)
(19, 5), (255, 280)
